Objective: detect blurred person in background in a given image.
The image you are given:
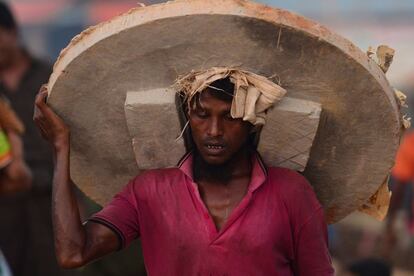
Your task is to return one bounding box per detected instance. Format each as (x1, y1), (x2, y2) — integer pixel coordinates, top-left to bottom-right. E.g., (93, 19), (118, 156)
(384, 131), (414, 254)
(0, 94), (31, 276)
(0, 95), (31, 195)
(0, 2), (74, 275)
(343, 258), (391, 276)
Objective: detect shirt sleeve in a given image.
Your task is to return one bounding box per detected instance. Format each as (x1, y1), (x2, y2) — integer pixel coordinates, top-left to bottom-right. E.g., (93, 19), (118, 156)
(279, 169), (334, 276)
(293, 207), (334, 276)
(88, 180), (140, 249)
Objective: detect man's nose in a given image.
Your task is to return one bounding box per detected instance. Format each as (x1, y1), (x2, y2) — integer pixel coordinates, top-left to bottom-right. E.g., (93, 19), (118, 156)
(207, 117), (223, 137)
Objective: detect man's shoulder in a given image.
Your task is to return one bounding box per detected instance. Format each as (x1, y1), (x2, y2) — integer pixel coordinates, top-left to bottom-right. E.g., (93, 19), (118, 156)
(133, 167), (184, 181)
(266, 167), (312, 192)
(128, 167), (186, 196)
(266, 166), (321, 207)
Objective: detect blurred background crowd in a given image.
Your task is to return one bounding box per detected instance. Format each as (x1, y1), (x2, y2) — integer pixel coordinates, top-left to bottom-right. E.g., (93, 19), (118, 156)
(0, 0), (413, 275)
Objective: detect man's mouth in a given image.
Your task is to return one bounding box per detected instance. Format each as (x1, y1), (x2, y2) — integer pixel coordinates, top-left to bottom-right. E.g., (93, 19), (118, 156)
(206, 145), (224, 150)
(204, 143), (226, 155)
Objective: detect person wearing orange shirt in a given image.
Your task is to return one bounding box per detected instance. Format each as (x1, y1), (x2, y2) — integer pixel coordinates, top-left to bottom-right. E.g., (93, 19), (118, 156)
(388, 131), (414, 234)
(384, 131), (414, 256)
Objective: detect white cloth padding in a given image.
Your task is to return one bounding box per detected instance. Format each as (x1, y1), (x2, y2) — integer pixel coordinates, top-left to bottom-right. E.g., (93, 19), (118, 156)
(175, 67), (287, 126)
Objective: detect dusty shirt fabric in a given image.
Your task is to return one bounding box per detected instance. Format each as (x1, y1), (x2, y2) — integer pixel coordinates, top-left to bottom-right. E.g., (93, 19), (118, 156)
(91, 153), (334, 276)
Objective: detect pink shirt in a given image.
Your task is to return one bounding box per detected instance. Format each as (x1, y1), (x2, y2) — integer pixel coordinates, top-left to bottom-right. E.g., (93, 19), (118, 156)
(90, 153), (334, 275)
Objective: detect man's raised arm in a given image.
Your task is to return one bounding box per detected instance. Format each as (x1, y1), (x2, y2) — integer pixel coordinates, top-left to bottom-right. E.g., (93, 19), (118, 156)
(33, 86), (119, 268)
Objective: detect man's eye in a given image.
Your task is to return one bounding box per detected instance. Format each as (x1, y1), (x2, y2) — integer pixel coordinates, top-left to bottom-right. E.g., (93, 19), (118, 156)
(224, 113), (235, 121)
(196, 111), (208, 118)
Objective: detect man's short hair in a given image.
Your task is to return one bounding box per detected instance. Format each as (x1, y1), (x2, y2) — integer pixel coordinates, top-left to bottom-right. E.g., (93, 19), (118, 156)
(207, 77), (235, 102)
(0, 2), (17, 31)
(187, 76), (235, 109)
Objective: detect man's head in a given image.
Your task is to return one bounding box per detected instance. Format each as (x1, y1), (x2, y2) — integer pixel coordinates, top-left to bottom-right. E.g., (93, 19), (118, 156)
(187, 77), (254, 166)
(0, 2), (19, 70)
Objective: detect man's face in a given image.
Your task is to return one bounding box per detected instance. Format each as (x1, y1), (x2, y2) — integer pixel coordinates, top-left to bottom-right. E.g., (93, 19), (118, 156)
(188, 89), (252, 165)
(0, 27), (18, 70)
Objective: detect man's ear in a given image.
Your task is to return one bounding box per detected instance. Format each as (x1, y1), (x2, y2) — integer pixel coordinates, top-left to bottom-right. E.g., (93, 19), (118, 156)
(250, 123), (261, 133)
(248, 128), (260, 149)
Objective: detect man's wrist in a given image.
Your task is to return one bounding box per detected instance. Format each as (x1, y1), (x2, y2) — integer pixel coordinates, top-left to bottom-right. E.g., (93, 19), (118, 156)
(53, 138), (70, 154)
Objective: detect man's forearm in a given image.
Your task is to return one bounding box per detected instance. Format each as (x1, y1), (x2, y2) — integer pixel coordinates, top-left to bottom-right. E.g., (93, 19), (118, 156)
(52, 142), (88, 267)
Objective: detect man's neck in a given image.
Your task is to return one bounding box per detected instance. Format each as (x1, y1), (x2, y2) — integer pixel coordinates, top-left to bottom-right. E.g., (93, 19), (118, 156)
(193, 148), (252, 185)
(193, 148), (253, 230)
(0, 49), (30, 92)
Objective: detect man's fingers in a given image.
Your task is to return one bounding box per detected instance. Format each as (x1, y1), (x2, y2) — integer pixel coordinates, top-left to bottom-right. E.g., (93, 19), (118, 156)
(39, 84), (48, 93)
(34, 116), (52, 140)
(33, 93), (47, 122)
(37, 123), (49, 141)
(34, 90), (48, 108)
(34, 90), (61, 123)
(33, 85), (70, 145)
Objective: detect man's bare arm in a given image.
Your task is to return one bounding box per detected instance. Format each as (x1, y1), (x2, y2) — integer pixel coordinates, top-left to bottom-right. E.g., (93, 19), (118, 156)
(34, 86), (119, 268)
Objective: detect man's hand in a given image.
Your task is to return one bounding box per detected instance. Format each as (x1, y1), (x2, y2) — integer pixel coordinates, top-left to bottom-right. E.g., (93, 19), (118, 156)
(33, 85), (69, 151)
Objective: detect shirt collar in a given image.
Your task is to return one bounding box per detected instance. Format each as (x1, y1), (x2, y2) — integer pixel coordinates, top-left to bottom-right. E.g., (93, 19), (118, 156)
(178, 152), (267, 192)
(177, 152), (194, 180)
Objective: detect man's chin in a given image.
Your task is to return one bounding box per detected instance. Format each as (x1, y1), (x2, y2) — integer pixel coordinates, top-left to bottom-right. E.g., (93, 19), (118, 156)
(199, 153), (229, 167)
(193, 152), (233, 182)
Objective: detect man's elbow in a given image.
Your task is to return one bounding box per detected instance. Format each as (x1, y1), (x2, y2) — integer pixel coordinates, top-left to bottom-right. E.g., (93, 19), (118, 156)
(56, 253), (87, 269)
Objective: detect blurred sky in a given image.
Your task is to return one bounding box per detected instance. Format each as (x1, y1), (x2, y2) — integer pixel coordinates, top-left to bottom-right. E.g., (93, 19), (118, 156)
(262, 0), (414, 14)
(4, 0), (414, 90)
